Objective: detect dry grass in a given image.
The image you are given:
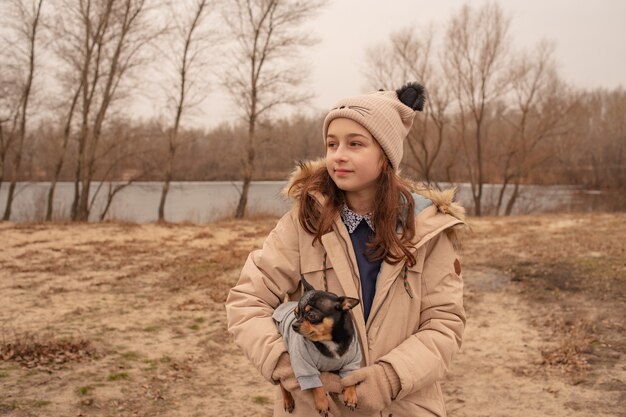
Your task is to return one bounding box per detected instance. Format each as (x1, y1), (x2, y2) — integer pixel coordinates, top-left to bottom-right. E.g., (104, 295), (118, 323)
(1, 332), (101, 369)
(539, 318), (595, 373)
(463, 213), (626, 377)
(0, 214), (623, 416)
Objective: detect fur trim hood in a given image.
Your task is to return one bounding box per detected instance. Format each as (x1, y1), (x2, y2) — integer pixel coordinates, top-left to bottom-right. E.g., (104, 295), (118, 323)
(282, 159), (468, 247)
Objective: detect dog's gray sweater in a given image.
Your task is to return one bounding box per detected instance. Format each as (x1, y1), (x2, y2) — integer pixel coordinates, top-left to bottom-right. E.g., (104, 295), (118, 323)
(273, 301), (362, 390)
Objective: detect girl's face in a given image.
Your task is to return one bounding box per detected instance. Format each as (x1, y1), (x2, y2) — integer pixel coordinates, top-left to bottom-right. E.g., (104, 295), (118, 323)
(325, 118), (385, 199)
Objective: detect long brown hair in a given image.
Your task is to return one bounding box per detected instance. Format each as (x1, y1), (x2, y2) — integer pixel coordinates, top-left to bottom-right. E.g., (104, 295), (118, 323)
(289, 160), (417, 266)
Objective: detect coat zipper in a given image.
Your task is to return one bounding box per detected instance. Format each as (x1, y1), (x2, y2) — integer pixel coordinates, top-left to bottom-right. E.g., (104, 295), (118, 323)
(366, 270), (400, 330)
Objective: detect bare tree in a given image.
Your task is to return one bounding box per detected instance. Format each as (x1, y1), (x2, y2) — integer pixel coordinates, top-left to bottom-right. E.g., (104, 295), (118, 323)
(364, 27), (451, 186)
(571, 88), (626, 196)
(50, 0), (156, 221)
(364, 27), (433, 91)
(93, 148), (147, 221)
(1, 0), (44, 221)
(496, 42), (574, 214)
(157, 0), (215, 222)
(599, 89), (626, 194)
(223, 0), (325, 218)
(444, 2), (511, 215)
(45, 79), (83, 220)
(0, 78), (21, 196)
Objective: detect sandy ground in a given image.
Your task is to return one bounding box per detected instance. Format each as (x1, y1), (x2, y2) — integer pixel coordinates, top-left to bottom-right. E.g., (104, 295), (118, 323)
(0, 213), (624, 417)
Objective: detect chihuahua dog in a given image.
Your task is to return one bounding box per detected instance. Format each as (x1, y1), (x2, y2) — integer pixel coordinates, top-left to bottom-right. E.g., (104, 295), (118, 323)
(273, 276), (361, 416)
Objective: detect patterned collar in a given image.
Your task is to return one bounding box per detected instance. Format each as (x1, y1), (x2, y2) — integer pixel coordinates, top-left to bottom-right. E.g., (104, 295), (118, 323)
(340, 204), (375, 233)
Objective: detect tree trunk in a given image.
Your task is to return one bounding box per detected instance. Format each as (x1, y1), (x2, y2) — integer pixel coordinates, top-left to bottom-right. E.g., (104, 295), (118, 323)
(496, 180), (509, 216)
(235, 92), (256, 218)
(235, 145), (254, 219)
(2, 182), (18, 221)
(76, 177), (91, 221)
(2, 0), (43, 221)
(71, 170), (80, 220)
(158, 156), (173, 222)
(474, 121), (484, 216)
(235, 174), (251, 219)
(47, 82), (82, 221)
(0, 122), (7, 196)
(472, 191), (481, 217)
(47, 137), (72, 221)
(46, 180), (58, 221)
(100, 183), (116, 221)
(100, 180), (133, 221)
(504, 182), (520, 215)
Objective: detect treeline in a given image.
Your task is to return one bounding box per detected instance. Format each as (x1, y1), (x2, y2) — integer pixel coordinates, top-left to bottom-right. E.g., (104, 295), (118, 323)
(20, 114), (325, 182)
(9, 89), (626, 190)
(1, 1), (624, 220)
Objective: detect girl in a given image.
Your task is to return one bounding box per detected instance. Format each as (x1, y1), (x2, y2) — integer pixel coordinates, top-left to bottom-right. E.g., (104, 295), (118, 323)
(226, 83), (466, 417)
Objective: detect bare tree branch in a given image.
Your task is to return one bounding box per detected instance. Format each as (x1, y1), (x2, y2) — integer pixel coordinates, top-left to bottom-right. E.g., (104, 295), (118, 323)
(223, 0), (325, 218)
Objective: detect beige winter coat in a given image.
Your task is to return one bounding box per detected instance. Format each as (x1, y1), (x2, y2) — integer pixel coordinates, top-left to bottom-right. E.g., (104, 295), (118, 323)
(226, 160), (467, 417)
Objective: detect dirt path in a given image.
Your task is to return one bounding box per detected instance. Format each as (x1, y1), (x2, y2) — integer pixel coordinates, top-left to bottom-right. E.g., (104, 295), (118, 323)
(0, 216), (624, 416)
(445, 267), (624, 417)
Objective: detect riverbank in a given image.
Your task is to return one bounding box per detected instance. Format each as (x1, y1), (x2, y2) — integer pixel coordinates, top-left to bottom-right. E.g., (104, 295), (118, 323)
(1, 213), (624, 416)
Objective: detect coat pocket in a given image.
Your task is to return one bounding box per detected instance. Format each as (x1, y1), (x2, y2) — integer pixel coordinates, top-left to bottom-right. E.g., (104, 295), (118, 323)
(390, 382), (446, 416)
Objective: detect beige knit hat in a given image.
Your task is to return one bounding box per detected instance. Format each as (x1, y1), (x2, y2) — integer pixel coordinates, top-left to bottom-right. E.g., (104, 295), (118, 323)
(323, 83), (426, 170)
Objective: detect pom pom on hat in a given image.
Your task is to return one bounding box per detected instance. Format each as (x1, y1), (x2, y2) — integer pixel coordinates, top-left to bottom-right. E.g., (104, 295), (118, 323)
(396, 82), (426, 111)
(322, 82), (426, 170)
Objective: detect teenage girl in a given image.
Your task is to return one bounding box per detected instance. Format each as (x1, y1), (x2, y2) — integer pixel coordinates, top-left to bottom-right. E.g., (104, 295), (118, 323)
(226, 83), (466, 417)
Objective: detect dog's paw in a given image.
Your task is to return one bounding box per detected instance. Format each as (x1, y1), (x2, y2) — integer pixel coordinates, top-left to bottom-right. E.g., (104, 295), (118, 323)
(343, 400), (356, 412)
(342, 385), (357, 411)
(283, 398), (294, 413)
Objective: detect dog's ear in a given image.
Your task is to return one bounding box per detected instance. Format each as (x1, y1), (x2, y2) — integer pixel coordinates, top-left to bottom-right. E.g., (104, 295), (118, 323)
(336, 296), (360, 311)
(300, 275), (316, 293)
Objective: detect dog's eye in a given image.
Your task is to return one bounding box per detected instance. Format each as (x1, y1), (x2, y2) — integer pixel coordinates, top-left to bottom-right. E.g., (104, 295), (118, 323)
(306, 311), (321, 323)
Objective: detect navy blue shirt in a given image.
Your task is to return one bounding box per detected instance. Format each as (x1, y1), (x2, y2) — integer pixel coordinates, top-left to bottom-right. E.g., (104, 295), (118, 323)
(340, 205), (383, 322)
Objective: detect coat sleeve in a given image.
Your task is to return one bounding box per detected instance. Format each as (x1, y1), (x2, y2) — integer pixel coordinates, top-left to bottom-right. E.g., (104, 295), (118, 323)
(378, 231), (466, 399)
(225, 209), (302, 382)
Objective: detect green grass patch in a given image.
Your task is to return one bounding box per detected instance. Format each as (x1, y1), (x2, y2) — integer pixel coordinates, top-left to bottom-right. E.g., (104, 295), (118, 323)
(143, 359), (158, 371)
(159, 355), (172, 363)
(34, 400), (51, 407)
(0, 402), (17, 412)
(120, 351), (141, 361)
(253, 395), (270, 405)
(574, 256), (616, 276)
(189, 324), (200, 331)
(77, 386), (94, 396)
(107, 371), (129, 381)
(192, 264), (215, 273)
(143, 325), (160, 333)
(0, 371), (8, 379)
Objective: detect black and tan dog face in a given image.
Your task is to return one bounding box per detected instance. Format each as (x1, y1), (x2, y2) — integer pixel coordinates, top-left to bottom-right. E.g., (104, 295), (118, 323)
(291, 277), (359, 342)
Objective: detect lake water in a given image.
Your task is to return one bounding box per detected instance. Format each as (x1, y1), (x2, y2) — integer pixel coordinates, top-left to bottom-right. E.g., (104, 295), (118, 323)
(0, 181), (600, 223)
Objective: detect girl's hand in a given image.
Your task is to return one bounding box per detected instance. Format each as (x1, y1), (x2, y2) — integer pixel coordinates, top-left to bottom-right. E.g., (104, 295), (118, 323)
(272, 352), (342, 393)
(340, 362), (401, 412)
(271, 352), (295, 386)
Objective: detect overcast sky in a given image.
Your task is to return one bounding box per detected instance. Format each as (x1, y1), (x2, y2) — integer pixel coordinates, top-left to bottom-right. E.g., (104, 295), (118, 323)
(141, 0), (626, 128)
(311, 0), (625, 102)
